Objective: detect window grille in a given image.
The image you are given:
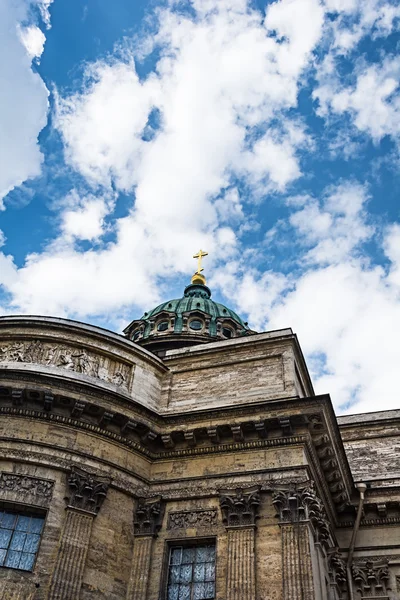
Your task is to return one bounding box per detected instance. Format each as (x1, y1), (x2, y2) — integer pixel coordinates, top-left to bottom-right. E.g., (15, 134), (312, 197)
(0, 510), (45, 571)
(167, 544), (215, 600)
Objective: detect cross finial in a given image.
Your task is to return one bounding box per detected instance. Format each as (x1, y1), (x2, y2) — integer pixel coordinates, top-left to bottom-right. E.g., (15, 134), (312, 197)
(193, 249), (208, 274)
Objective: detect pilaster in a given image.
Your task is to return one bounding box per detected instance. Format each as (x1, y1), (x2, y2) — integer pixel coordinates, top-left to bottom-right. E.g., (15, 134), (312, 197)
(220, 486), (260, 600)
(47, 468), (109, 600)
(126, 497), (164, 600)
(273, 484), (331, 600)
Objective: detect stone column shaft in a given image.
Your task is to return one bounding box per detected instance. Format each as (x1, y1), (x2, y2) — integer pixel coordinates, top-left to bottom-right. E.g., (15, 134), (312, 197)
(282, 523), (315, 600)
(226, 527), (256, 600)
(47, 468), (109, 600)
(126, 536), (153, 600)
(47, 509), (94, 600)
(126, 497), (164, 600)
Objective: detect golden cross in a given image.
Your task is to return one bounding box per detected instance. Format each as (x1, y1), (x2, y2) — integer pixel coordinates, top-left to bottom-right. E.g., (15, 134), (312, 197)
(193, 249), (208, 273)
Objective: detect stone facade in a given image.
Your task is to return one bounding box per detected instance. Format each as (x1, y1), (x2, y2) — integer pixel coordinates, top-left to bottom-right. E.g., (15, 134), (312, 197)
(0, 315), (398, 599)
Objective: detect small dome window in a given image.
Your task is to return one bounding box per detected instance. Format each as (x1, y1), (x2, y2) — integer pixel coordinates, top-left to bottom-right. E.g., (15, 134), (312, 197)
(133, 330), (141, 341)
(189, 319), (203, 331)
(157, 321), (169, 332)
(222, 327), (234, 339)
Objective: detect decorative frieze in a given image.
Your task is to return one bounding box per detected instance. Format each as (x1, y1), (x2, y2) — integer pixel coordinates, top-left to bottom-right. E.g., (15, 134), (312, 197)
(167, 509), (218, 530)
(220, 486), (260, 528)
(0, 472), (54, 504)
(67, 467), (109, 515)
(352, 560), (390, 598)
(134, 497), (164, 537)
(0, 339), (133, 390)
(273, 485), (331, 548)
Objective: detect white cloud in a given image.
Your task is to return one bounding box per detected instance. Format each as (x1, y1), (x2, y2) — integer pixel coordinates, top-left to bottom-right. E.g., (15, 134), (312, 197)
(216, 181), (400, 414)
(60, 190), (115, 241)
(0, 0), (50, 204)
(268, 259), (400, 414)
(324, 0), (400, 53)
(37, 0), (54, 28)
(1, 0), (325, 318)
(289, 182), (373, 264)
(314, 55), (400, 148)
(18, 25), (46, 59)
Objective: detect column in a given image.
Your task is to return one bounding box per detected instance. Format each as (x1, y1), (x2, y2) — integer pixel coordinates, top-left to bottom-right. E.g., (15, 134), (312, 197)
(280, 522), (315, 600)
(126, 497), (164, 600)
(220, 486), (260, 600)
(273, 484), (330, 600)
(47, 468), (109, 600)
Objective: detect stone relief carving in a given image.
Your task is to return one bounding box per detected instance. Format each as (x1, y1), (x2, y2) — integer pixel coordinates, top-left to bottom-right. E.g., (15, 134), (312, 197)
(0, 339), (132, 389)
(167, 509), (218, 530)
(0, 472), (54, 505)
(134, 497), (164, 537)
(66, 467), (110, 516)
(352, 560), (390, 598)
(272, 484), (331, 548)
(219, 486), (260, 527)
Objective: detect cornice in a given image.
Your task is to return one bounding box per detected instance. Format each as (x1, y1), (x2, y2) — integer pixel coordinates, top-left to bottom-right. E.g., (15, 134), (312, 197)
(0, 404), (309, 460)
(0, 384), (354, 519)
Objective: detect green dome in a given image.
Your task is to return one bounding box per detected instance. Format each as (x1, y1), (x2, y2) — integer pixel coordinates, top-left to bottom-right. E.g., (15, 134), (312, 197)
(123, 282), (254, 353)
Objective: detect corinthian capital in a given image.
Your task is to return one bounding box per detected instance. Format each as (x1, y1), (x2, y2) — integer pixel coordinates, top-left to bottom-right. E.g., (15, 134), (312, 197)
(272, 484), (331, 547)
(134, 497), (164, 537)
(67, 467), (110, 516)
(219, 486), (261, 527)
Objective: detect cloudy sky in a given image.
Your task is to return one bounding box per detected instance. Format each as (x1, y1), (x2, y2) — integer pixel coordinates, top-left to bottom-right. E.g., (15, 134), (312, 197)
(1, 0), (400, 415)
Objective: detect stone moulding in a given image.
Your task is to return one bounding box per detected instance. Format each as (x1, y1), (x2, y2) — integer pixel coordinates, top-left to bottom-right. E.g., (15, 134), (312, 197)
(167, 509), (218, 530)
(134, 497), (164, 537)
(0, 402), (311, 460)
(0, 472), (54, 507)
(67, 467), (110, 515)
(219, 486), (261, 527)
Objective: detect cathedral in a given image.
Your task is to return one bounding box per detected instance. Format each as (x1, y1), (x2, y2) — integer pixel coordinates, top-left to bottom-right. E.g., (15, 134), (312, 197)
(0, 252), (398, 600)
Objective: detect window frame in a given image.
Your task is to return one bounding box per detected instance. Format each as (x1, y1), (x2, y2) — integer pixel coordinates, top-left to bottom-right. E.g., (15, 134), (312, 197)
(0, 501), (46, 573)
(188, 319), (204, 332)
(162, 537), (217, 600)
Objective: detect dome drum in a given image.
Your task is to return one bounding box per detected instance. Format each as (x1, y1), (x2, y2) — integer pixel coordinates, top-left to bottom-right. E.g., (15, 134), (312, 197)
(124, 282), (255, 354)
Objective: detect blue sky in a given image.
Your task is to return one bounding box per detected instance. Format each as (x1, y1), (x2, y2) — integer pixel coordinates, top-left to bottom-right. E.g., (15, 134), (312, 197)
(1, 0), (400, 415)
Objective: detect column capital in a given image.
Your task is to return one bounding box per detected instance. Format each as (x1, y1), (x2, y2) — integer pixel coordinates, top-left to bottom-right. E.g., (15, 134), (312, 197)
(328, 550), (347, 597)
(352, 559), (390, 598)
(272, 483), (331, 548)
(219, 485), (261, 528)
(134, 496), (164, 537)
(67, 467), (110, 516)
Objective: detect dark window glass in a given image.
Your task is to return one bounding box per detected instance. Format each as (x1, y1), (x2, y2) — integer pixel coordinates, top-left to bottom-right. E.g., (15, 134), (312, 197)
(167, 544), (215, 600)
(157, 321), (169, 332)
(133, 330), (141, 341)
(222, 327), (233, 339)
(0, 510), (44, 572)
(189, 320), (203, 331)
